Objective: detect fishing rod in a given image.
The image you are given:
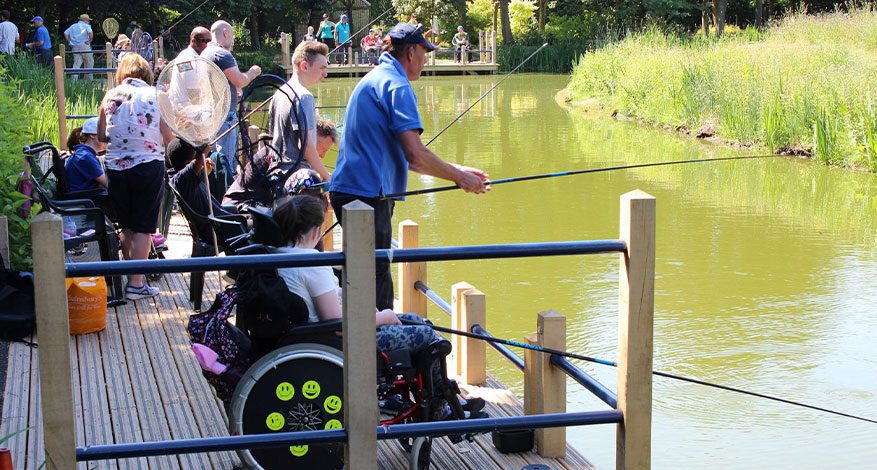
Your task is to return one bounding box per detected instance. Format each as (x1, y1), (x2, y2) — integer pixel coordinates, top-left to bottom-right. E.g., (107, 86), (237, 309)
(404, 320), (877, 425)
(160, 0), (211, 37)
(382, 154), (787, 199)
(425, 42), (548, 147)
(327, 5), (395, 57)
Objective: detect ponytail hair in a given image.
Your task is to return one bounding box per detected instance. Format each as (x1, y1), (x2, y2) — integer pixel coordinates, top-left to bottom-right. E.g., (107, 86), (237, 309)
(272, 195), (326, 246)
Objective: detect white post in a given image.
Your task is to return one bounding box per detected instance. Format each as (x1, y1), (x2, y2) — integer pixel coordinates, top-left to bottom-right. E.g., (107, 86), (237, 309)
(341, 201), (377, 470)
(616, 190), (656, 470)
(31, 212), (77, 469)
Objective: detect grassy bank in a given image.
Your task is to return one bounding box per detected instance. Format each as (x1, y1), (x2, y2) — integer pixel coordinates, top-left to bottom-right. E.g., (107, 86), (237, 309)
(568, 8), (877, 172)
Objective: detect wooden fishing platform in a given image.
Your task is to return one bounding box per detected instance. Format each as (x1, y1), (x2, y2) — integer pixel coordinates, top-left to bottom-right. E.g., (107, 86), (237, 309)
(0, 214), (594, 469)
(283, 61), (500, 79)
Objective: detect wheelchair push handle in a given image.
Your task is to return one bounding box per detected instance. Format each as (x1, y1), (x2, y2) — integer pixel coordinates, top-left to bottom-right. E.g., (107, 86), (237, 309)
(23, 141), (60, 158)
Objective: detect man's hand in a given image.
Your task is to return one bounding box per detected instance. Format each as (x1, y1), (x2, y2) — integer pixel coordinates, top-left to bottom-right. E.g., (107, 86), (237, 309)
(247, 65), (262, 79)
(454, 165), (491, 194)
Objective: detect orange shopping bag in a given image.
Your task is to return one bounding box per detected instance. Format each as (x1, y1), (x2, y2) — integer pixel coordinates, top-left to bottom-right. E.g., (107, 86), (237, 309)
(66, 277), (107, 335)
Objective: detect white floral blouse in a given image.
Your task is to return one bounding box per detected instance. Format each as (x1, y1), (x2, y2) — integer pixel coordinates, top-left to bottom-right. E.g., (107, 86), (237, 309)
(102, 77), (164, 171)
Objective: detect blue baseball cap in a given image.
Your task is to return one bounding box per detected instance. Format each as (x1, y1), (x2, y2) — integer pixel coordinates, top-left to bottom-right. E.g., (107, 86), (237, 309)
(31, 16), (43, 23)
(387, 22), (437, 51)
(340, 14), (348, 20)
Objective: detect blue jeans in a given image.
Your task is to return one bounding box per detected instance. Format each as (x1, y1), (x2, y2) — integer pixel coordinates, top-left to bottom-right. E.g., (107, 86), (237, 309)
(215, 115), (238, 176)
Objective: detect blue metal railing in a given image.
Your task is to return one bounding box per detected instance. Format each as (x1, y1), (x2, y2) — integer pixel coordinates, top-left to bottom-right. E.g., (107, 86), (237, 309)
(65, 239), (626, 461)
(472, 324), (526, 371)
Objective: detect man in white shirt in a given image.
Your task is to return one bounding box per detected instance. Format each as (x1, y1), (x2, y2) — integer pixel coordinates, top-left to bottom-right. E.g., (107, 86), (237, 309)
(0, 10), (19, 54)
(64, 14), (94, 79)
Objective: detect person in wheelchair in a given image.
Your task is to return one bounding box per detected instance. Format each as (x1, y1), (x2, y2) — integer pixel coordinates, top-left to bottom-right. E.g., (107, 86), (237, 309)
(272, 195), (486, 419)
(168, 138), (237, 240)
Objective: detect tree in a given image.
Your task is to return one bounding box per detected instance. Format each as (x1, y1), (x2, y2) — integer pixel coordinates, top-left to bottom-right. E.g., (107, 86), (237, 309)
(498, 0), (513, 44)
(711, 0), (726, 36)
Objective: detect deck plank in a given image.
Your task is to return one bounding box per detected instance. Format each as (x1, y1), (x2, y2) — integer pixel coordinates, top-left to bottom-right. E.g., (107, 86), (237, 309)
(77, 331), (118, 469)
(0, 340), (33, 470)
(25, 341), (44, 470)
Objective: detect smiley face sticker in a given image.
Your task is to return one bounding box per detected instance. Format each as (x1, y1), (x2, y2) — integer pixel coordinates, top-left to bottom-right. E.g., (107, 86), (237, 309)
(265, 412), (285, 431)
(324, 419), (342, 430)
(301, 380), (321, 400)
(289, 445), (308, 457)
(323, 395), (342, 414)
(275, 382), (295, 401)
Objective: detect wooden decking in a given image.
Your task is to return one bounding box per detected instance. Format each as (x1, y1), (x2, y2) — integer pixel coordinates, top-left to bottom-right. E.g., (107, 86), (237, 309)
(0, 215), (594, 469)
(284, 61), (500, 78)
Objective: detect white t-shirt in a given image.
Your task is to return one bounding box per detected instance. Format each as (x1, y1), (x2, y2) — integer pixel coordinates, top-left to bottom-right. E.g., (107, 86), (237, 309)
(274, 246), (339, 323)
(0, 20), (19, 54)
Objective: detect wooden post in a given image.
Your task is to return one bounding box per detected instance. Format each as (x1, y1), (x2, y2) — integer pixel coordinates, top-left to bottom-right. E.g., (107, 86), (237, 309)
(247, 125), (260, 148)
(491, 30), (497, 64)
(54, 56), (68, 151)
(31, 212), (76, 469)
(0, 216), (8, 269)
(616, 190), (656, 470)
(341, 201), (377, 470)
(523, 333), (540, 416)
(321, 205), (335, 252)
(281, 33), (291, 72)
(157, 35), (164, 60)
(451, 282), (486, 385)
(58, 43), (65, 67)
(536, 309), (566, 458)
(397, 220), (427, 317)
(105, 42), (114, 90)
(479, 31), (485, 63)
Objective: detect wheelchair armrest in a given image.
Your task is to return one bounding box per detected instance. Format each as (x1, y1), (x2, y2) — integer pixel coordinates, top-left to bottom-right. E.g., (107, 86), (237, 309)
(64, 188), (106, 200)
(209, 214), (247, 233)
(286, 319), (343, 336)
(216, 212), (249, 227)
(53, 197), (96, 208)
(235, 242), (270, 255)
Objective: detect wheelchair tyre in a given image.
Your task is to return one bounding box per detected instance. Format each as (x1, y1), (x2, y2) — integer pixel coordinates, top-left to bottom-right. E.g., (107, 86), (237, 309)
(408, 437), (432, 470)
(229, 343), (346, 470)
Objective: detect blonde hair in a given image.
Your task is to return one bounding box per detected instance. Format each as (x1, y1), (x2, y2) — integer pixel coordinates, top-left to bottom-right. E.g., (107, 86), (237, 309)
(292, 40), (329, 69)
(115, 53), (153, 85)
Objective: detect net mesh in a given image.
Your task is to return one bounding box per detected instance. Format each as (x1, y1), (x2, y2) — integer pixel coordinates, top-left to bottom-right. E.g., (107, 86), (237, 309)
(156, 56), (231, 147)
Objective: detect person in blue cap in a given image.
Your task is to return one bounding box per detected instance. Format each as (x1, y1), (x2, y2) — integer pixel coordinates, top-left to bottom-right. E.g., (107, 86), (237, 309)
(25, 16), (52, 67)
(329, 22), (491, 310)
(334, 14), (351, 64)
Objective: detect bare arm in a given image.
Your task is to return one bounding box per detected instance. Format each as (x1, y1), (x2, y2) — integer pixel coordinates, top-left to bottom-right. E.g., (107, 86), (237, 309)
(314, 291), (342, 321)
(95, 173), (108, 187)
(159, 117), (174, 145)
(303, 129), (331, 181)
(97, 107), (108, 143)
(398, 130), (489, 193)
(223, 64), (261, 89)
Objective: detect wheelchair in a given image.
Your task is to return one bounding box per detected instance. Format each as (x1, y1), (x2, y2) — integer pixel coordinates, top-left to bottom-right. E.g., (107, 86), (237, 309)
(225, 208), (481, 470)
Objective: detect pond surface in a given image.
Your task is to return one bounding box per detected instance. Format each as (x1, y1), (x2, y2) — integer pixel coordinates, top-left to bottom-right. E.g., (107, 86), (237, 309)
(314, 74), (877, 469)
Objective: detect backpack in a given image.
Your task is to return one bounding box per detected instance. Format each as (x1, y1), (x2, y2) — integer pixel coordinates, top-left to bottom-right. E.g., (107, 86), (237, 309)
(235, 268), (310, 359)
(0, 267), (36, 342)
(187, 288), (251, 402)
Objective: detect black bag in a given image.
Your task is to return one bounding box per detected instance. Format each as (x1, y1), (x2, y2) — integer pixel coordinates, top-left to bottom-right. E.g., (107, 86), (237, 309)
(235, 268), (309, 340)
(0, 268), (36, 341)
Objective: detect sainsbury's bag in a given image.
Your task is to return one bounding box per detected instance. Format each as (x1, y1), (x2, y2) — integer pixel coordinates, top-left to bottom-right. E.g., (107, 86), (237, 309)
(66, 277), (107, 334)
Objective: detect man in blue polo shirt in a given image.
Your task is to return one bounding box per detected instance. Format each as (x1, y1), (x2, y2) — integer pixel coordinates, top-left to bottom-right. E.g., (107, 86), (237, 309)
(25, 16), (52, 68)
(329, 22), (490, 310)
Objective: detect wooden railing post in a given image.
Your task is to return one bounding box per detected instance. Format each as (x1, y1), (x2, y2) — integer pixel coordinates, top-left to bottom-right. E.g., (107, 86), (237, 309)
(0, 216), (8, 268)
(523, 333), (540, 416)
(451, 282), (486, 385)
(281, 33), (291, 73)
(54, 56), (68, 151)
(341, 201), (377, 470)
(31, 212), (76, 469)
(247, 125), (260, 148)
(58, 43), (65, 67)
(157, 35), (164, 60)
(105, 42), (114, 90)
(321, 205), (336, 252)
(398, 220), (427, 317)
(535, 309), (566, 458)
(491, 30), (497, 64)
(616, 190), (655, 470)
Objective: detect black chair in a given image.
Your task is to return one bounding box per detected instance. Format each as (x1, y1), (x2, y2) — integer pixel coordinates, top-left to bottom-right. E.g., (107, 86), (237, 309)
(245, 205), (283, 247)
(168, 183), (248, 311)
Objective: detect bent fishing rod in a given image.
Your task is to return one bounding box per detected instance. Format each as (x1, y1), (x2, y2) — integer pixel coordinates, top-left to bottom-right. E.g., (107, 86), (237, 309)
(425, 42), (549, 147)
(402, 319), (877, 425)
(159, 0), (211, 37)
(381, 154), (788, 199)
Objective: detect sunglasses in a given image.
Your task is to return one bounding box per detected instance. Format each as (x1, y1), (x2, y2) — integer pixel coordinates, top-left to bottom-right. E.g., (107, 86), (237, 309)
(196, 37), (211, 44)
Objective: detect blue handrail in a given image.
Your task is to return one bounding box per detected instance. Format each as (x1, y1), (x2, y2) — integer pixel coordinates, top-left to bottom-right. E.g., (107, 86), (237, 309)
(551, 355), (617, 408)
(472, 325), (526, 371)
(65, 240), (626, 277)
(76, 411), (622, 461)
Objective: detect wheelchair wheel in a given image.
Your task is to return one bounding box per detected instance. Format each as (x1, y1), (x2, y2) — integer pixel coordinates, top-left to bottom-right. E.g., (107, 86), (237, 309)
(408, 437), (432, 470)
(229, 343), (345, 470)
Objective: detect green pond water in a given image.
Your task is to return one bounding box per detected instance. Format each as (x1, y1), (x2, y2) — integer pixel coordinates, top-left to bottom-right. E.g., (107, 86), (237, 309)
(310, 74), (877, 469)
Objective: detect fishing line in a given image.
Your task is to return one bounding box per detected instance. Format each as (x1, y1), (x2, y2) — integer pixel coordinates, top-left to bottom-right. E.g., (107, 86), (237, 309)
(381, 154), (789, 199)
(424, 43), (548, 147)
(160, 0), (211, 37)
(403, 320), (877, 425)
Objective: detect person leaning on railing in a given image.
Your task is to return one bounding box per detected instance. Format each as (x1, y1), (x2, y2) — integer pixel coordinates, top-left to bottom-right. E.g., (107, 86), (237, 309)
(97, 53), (174, 301)
(452, 26), (469, 63)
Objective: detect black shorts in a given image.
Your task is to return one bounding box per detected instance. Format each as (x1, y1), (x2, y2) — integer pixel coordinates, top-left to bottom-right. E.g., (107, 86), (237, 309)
(107, 160), (166, 234)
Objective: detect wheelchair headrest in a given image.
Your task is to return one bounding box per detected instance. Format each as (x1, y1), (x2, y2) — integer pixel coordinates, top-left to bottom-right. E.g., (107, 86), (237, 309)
(246, 205), (284, 247)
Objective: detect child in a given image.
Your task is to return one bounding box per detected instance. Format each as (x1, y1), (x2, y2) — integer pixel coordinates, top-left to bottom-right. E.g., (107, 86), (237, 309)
(64, 117), (107, 193)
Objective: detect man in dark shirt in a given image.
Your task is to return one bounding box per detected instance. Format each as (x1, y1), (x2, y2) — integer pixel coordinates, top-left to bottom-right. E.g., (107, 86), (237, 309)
(168, 138), (235, 243)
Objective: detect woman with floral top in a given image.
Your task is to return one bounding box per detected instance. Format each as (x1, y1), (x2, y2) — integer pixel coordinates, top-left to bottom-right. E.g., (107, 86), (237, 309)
(98, 53), (174, 300)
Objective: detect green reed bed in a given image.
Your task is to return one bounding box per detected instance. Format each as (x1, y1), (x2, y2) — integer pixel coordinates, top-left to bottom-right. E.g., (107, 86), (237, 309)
(568, 8), (877, 171)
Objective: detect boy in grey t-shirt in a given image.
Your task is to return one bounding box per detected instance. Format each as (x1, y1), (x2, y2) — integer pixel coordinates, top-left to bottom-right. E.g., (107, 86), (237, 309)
(268, 40), (331, 182)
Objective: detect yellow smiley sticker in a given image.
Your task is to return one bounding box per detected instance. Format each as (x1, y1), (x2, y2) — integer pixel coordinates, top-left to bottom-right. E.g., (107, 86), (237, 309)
(275, 382), (295, 401)
(302, 380), (321, 400)
(324, 395), (342, 414)
(324, 419), (342, 429)
(265, 412), (285, 431)
(289, 445), (308, 457)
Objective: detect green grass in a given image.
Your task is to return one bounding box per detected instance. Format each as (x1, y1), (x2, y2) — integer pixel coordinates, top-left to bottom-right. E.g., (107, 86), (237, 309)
(568, 8), (877, 172)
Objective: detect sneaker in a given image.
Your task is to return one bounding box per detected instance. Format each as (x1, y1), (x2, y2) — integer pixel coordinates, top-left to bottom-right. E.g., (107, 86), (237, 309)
(126, 283), (159, 300)
(461, 397), (485, 414)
